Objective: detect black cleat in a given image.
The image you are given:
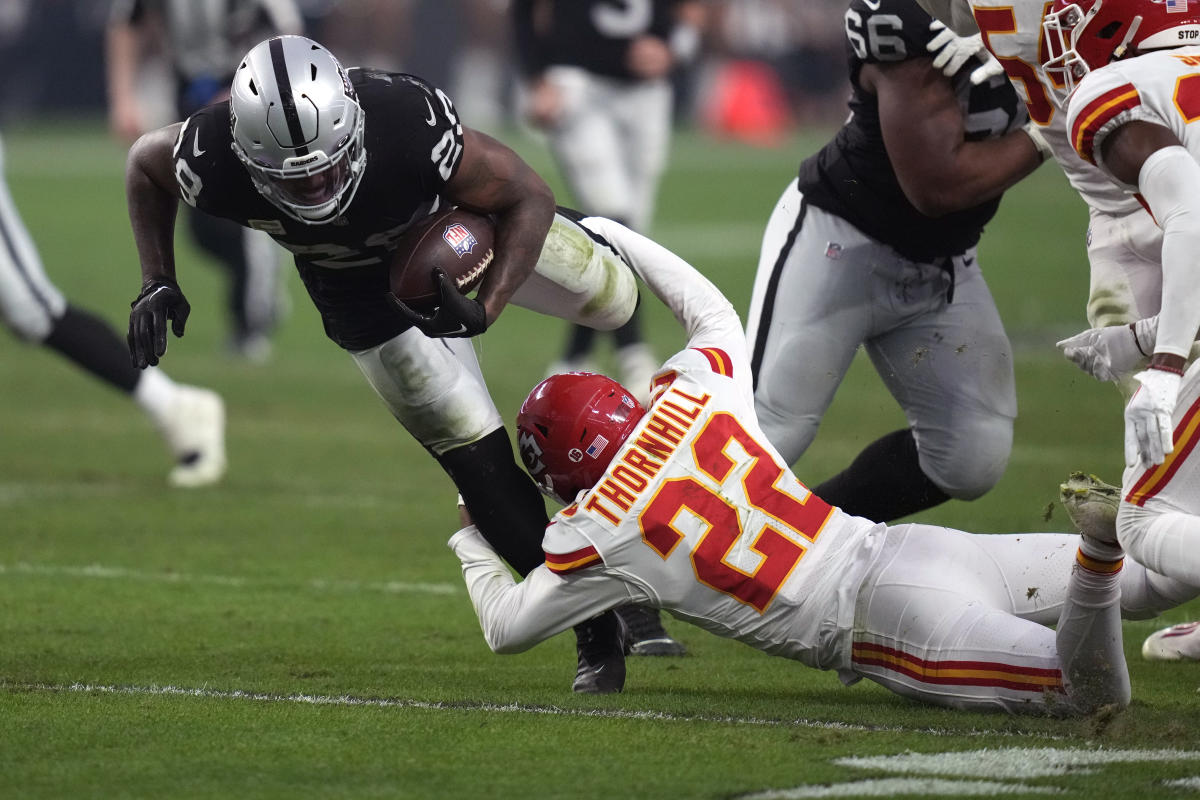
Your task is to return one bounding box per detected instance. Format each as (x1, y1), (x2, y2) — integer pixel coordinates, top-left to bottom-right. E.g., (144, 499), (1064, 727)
(614, 604), (686, 657)
(572, 610), (628, 694)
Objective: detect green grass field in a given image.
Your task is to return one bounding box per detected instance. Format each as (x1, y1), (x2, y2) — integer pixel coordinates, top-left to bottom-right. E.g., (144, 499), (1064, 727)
(2, 119), (1199, 799)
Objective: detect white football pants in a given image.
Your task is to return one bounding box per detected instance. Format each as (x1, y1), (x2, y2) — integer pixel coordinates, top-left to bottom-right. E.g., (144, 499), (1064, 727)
(0, 134), (66, 342)
(745, 180), (1016, 500)
(846, 524), (1135, 715)
(537, 66), (671, 231)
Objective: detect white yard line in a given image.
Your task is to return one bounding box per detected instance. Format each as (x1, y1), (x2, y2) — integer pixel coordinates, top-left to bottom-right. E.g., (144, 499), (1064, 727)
(2, 681), (1069, 738)
(0, 561), (458, 595)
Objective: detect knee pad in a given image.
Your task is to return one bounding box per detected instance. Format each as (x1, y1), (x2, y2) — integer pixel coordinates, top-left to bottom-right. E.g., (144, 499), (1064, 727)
(917, 414), (1013, 500)
(508, 214), (638, 331)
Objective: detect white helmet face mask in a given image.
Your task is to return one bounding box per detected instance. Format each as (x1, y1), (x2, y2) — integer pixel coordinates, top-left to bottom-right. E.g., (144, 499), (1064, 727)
(229, 36), (367, 225)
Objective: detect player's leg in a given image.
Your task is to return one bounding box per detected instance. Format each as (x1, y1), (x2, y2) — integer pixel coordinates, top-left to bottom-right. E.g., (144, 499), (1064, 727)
(350, 328), (627, 691)
(1118, 358), (1200, 592)
(0, 149), (224, 487)
(844, 252), (1014, 520)
(607, 78), (672, 402)
(851, 524), (1128, 715)
(1085, 207), (1165, 399)
(506, 211), (639, 333)
(745, 181), (874, 465)
(540, 70), (649, 386)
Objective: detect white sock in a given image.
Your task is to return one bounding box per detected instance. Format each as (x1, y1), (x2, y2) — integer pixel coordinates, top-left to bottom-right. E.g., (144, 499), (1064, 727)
(132, 367), (177, 425)
(1056, 555), (1130, 713)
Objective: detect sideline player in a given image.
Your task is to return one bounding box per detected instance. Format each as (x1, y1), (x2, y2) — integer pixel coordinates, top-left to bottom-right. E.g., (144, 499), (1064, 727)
(123, 35), (641, 693)
(514, 0), (705, 656)
(448, 215), (1152, 715)
(0, 132), (224, 487)
(1042, 0), (1200, 660)
(106, 0), (302, 361)
(745, 0), (1049, 522)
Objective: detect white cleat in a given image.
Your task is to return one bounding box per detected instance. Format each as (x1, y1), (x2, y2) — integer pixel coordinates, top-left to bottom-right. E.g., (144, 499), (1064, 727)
(1059, 471), (1121, 546)
(158, 386), (227, 488)
(1142, 621), (1200, 661)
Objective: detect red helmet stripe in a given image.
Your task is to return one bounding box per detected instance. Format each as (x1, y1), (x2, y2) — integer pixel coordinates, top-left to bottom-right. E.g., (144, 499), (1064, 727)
(1071, 83), (1141, 164)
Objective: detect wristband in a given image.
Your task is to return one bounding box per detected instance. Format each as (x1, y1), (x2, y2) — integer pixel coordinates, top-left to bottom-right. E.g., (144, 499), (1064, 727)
(1151, 362), (1185, 376)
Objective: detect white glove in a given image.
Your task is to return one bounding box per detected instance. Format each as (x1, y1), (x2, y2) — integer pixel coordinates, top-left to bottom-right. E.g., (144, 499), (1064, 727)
(1057, 317), (1157, 382)
(1124, 368), (1182, 467)
(1022, 122), (1054, 164)
(927, 21), (1004, 84)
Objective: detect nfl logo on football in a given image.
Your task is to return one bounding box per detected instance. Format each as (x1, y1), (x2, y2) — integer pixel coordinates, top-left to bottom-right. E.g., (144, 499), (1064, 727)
(442, 223), (477, 257)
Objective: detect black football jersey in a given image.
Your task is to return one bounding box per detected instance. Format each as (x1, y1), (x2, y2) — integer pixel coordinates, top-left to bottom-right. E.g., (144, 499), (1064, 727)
(798, 0), (1027, 263)
(513, 0), (681, 80)
(173, 68), (465, 350)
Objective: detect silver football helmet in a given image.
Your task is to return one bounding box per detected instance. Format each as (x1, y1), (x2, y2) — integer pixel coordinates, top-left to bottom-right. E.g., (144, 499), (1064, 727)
(229, 36), (366, 224)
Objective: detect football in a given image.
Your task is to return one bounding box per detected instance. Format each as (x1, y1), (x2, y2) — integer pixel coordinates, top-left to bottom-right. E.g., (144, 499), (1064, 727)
(388, 207), (495, 311)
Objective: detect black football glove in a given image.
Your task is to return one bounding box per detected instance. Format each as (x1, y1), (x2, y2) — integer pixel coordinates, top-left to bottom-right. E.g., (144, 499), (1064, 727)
(390, 268), (488, 338)
(127, 277), (191, 368)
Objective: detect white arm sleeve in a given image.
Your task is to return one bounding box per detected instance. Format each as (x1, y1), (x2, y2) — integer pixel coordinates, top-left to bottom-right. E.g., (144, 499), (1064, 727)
(448, 527), (635, 654)
(581, 216), (754, 401)
(1137, 146), (1200, 359)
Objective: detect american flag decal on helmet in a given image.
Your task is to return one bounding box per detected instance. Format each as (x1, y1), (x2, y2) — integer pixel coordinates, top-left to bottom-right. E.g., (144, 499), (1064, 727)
(585, 434), (609, 459)
(1167, 0), (1189, 14)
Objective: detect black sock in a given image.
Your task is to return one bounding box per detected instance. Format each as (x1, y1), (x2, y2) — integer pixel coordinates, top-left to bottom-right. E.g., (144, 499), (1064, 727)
(43, 305), (141, 393)
(563, 324), (597, 361)
(813, 428), (950, 522)
(436, 428), (549, 576)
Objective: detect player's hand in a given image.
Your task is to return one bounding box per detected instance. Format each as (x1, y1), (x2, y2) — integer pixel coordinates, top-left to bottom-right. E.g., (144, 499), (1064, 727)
(127, 277), (191, 368)
(390, 268), (488, 338)
(1124, 368), (1181, 467)
(526, 79), (563, 128)
(1057, 318), (1156, 382)
(627, 35), (672, 79)
(927, 22), (1003, 85)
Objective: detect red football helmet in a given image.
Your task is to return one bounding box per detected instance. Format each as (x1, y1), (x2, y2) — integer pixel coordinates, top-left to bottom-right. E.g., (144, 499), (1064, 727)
(515, 372), (645, 505)
(1043, 0), (1200, 101)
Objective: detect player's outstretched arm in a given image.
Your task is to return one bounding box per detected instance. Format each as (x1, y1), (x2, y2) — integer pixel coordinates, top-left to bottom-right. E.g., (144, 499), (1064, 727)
(125, 123), (189, 368)
(1094, 120), (1200, 464)
(862, 57), (1046, 217)
(443, 128), (556, 329)
(581, 217), (752, 400)
(449, 526), (632, 654)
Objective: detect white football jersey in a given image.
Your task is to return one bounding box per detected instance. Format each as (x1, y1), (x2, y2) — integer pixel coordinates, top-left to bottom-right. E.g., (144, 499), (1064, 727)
(1067, 48), (1200, 357)
(917, 0), (1141, 215)
(1065, 48), (1200, 190)
(450, 218), (888, 670)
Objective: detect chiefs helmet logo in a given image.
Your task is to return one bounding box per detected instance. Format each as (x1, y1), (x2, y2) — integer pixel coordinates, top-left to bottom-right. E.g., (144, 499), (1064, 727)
(517, 430), (545, 474)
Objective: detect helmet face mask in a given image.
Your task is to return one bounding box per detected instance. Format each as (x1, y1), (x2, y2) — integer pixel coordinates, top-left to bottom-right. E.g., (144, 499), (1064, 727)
(516, 372), (646, 506)
(230, 36), (367, 224)
(1043, 0), (1200, 105)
